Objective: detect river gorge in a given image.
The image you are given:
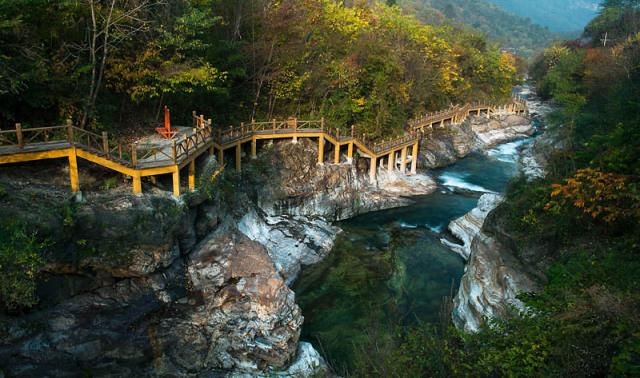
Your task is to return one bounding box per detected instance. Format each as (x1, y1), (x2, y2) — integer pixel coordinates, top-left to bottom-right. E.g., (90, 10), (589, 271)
(0, 87), (550, 376)
(294, 119), (543, 371)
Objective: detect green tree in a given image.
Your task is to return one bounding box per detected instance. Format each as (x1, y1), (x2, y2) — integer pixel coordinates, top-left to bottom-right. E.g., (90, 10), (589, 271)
(0, 222), (46, 311)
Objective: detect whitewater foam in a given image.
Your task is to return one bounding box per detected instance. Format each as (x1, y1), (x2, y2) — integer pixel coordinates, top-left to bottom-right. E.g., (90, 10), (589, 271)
(439, 173), (495, 193)
(487, 139), (531, 163)
(426, 224), (445, 233)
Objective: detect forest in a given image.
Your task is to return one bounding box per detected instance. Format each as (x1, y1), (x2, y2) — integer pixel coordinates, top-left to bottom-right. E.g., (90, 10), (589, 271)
(0, 0), (519, 142)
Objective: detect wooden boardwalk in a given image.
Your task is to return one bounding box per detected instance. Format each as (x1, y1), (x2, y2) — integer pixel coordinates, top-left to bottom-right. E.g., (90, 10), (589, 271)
(0, 98), (527, 197)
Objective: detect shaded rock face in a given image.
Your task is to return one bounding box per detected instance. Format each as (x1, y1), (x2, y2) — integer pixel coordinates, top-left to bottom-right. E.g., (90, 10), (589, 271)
(420, 114), (533, 169)
(0, 180), (305, 376)
(0, 225), (302, 376)
(255, 140), (437, 222)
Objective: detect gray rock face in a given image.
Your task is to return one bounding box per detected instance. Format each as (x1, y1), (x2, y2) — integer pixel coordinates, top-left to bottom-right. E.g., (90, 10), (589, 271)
(161, 230), (303, 373)
(238, 209), (341, 285)
(0, 169), (311, 377)
(452, 232), (538, 332)
(420, 114), (534, 169)
(445, 195), (538, 332)
(441, 194), (503, 261)
(471, 114), (535, 148)
(0, 227), (303, 376)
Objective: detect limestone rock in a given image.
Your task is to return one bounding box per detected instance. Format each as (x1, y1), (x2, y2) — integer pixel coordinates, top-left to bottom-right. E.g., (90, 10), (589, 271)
(445, 196), (538, 333)
(238, 209), (341, 285)
(452, 233), (537, 332)
(441, 194), (503, 260)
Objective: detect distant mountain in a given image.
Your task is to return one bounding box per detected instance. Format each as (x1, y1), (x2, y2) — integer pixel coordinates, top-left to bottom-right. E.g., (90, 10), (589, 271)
(400, 0), (559, 56)
(486, 0), (601, 34)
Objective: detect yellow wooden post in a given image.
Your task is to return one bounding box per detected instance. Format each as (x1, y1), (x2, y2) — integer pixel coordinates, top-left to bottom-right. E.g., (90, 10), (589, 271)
(411, 143), (419, 175)
(172, 168), (180, 198)
(68, 148), (80, 193)
(15, 123), (23, 149)
(347, 142), (354, 163)
(208, 144), (215, 156)
(66, 119), (74, 145)
(102, 132), (109, 155)
(318, 135), (324, 165)
(388, 151), (395, 173)
(334, 143), (340, 164)
(251, 137), (257, 159)
(400, 146), (407, 174)
(131, 145), (138, 168)
(369, 157), (377, 181)
(188, 159), (196, 191)
(235, 143), (241, 172)
(133, 174), (142, 195)
(217, 147), (224, 165)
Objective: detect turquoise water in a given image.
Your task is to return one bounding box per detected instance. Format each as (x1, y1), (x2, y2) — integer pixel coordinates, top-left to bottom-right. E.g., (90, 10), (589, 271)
(293, 139), (531, 370)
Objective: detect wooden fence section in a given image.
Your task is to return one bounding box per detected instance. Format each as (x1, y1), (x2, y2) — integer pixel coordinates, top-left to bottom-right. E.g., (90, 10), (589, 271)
(0, 97), (527, 197)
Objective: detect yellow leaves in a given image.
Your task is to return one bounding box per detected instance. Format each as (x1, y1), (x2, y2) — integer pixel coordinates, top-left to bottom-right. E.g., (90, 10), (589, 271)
(271, 70), (310, 100)
(545, 168), (639, 225)
(543, 45), (571, 68)
(321, 0), (369, 39)
(351, 97), (366, 113)
(499, 52), (517, 75)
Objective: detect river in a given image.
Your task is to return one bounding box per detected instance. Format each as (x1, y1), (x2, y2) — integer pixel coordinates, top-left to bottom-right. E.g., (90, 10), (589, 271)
(293, 92), (542, 371)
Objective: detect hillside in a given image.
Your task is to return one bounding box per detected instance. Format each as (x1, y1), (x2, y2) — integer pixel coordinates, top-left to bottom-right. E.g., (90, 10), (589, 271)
(487, 0), (600, 34)
(401, 0), (559, 56)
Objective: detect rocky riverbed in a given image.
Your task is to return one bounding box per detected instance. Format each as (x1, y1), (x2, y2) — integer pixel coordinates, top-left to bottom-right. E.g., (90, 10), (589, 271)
(0, 109), (533, 376)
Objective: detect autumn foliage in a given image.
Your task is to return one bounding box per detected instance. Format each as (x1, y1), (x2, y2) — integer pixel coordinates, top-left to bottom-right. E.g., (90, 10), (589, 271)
(545, 168), (640, 225)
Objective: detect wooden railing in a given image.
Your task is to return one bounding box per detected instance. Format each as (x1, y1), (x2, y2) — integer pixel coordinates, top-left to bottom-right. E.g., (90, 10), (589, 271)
(1, 97), (527, 168)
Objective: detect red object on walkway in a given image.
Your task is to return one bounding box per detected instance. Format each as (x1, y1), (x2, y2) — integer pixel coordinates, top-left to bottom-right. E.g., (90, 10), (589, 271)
(156, 106), (178, 140)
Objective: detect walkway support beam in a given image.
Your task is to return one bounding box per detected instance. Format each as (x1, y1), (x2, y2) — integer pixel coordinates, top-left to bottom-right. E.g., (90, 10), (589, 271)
(251, 137), (257, 159)
(133, 174), (142, 194)
(347, 142), (353, 163)
(369, 157), (377, 181)
(188, 159), (196, 191)
(334, 143), (340, 164)
(217, 148), (224, 165)
(318, 136), (324, 165)
(411, 143), (419, 175)
(400, 146), (407, 174)
(235, 143), (242, 172)
(68, 149), (79, 193)
(172, 168), (180, 198)
(388, 151), (395, 173)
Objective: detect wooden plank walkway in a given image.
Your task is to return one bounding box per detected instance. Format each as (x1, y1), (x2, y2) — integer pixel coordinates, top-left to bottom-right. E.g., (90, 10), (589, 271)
(0, 98), (528, 197)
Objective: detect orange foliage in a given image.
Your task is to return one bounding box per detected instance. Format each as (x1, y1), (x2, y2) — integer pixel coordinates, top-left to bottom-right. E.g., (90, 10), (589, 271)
(545, 168), (640, 224)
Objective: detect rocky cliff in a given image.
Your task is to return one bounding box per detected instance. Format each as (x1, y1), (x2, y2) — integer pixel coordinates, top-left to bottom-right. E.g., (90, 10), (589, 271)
(0, 135), (436, 376)
(447, 194), (539, 332)
(0, 161), (326, 376)
(420, 113), (533, 169)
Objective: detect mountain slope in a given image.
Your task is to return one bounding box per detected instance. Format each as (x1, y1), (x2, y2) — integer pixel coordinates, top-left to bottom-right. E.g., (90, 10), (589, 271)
(486, 0), (600, 34)
(401, 0), (559, 56)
